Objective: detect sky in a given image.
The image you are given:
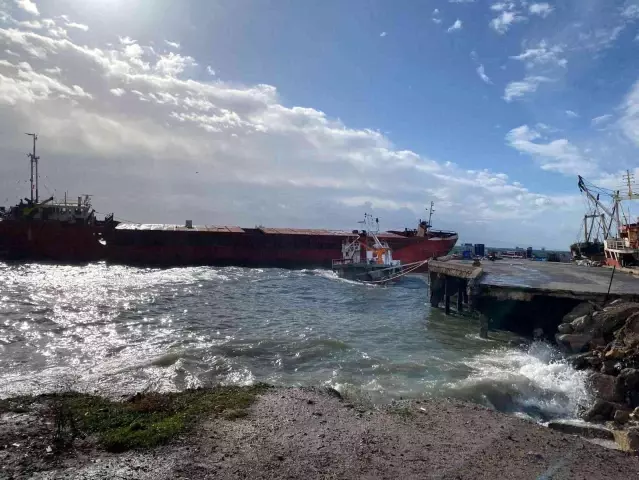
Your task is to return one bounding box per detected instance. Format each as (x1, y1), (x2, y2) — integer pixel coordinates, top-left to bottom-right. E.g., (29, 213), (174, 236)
(1, 0), (639, 249)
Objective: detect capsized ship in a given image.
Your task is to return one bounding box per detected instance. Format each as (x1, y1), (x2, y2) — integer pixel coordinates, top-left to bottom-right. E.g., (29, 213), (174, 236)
(104, 215), (458, 269)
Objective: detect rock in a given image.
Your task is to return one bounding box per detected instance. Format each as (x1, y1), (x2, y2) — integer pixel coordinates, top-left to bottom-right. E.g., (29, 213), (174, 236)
(571, 315), (592, 333)
(612, 427), (639, 452)
(601, 360), (619, 376)
(616, 312), (639, 349)
(583, 399), (627, 422)
(596, 303), (639, 337)
(614, 410), (630, 424)
(563, 302), (595, 324)
(570, 352), (597, 370)
(632, 407), (639, 419)
(588, 373), (623, 403)
(556, 333), (593, 354)
(616, 368), (639, 407)
(547, 420), (614, 440)
(557, 323), (574, 334)
(605, 348), (626, 360)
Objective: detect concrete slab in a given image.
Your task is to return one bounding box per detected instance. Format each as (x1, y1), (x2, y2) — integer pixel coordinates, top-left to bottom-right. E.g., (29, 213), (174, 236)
(445, 259), (639, 299)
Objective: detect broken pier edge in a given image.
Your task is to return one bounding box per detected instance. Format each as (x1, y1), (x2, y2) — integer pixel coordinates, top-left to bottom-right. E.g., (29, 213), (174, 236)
(427, 258), (639, 339)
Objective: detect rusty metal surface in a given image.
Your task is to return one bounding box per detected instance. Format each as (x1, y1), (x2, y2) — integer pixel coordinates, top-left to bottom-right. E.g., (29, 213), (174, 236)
(115, 224), (245, 233)
(257, 228), (353, 236)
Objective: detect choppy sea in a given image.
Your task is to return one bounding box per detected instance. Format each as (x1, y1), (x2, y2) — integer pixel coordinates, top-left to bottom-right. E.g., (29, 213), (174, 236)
(0, 262), (592, 421)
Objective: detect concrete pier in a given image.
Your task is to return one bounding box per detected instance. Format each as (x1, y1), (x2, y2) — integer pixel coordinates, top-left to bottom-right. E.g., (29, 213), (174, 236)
(428, 259), (639, 336)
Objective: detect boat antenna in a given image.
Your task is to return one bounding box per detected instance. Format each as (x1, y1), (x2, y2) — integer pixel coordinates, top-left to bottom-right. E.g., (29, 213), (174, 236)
(25, 133), (39, 203)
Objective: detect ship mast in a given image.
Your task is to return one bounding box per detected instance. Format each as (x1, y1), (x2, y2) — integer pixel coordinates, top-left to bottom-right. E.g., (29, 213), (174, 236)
(25, 133), (39, 203)
(427, 201), (434, 227)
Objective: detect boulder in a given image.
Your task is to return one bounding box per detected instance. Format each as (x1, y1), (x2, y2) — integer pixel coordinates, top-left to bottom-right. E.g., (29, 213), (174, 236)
(632, 407), (639, 420)
(583, 399), (623, 421)
(601, 360), (619, 376)
(612, 427), (639, 452)
(614, 409), (631, 424)
(547, 420), (613, 440)
(595, 303), (639, 337)
(616, 368), (639, 407)
(616, 312), (639, 349)
(570, 352), (599, 370)
(605, 348), (626, 360)
(588, 372), (623, 403)
(556, 333), (593, 354)
(557, 323), (573, 334)
(571, 315), (592, 333)
(563, 302), (595, 324)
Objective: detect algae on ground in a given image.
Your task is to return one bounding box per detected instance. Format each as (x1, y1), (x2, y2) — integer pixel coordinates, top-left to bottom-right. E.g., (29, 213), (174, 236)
(0, 384), (270, 452)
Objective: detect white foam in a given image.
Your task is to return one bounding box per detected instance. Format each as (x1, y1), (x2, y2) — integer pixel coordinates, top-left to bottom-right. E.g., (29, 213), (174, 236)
(451, 342), (592, 420)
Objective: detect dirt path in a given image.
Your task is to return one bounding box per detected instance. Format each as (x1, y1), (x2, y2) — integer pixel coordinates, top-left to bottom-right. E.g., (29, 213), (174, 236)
(4, 388), (639, 479)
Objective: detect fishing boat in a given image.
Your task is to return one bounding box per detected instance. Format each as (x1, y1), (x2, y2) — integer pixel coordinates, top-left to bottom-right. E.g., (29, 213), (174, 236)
(332, 214), (429, 283)
(576, 173), (639, 268)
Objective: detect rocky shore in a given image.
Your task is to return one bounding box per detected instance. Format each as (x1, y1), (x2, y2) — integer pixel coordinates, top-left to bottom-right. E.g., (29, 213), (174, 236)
(2, 387), (639, 479)
(555, 299), (639, 451)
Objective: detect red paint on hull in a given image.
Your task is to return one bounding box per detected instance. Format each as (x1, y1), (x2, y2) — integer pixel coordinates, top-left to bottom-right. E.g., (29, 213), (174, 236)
(105, 229), (457, 268)
(0, 221), (105, 262)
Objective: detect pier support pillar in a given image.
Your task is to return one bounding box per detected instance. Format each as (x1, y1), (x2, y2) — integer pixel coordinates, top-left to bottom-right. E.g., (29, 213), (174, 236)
(479, 315), (489, 339)
(429, 273), (445, 308)
(456, 281), (464, 313)
(444, 277), (451, 315)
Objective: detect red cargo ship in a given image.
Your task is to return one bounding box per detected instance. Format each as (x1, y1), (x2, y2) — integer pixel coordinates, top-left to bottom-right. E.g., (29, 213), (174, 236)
(1, 138), (458, 266)
(0, 135), (114, 262)
(105, 218), (457, 268)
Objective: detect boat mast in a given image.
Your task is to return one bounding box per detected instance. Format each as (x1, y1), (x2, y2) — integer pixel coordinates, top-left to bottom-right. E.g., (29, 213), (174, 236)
(25, 133), (39, 203)
(427, 201), (434, 227)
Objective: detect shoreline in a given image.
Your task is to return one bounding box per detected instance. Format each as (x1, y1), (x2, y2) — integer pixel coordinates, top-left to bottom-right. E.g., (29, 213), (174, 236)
(2, 386), (638, 479)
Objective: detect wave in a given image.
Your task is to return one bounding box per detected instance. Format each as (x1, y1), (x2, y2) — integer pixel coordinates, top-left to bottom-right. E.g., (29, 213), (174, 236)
(443, 342), (592, 421)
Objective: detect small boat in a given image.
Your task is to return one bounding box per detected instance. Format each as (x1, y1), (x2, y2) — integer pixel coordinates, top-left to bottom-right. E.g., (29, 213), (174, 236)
(332, 214), (403, 283)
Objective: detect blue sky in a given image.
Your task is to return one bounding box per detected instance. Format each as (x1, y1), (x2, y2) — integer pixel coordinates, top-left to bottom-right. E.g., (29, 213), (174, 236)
(1, 0), (639, 248)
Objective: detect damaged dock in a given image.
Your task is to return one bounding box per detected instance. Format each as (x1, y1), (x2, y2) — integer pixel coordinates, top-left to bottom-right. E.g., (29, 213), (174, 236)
(428, 259), (639, 337)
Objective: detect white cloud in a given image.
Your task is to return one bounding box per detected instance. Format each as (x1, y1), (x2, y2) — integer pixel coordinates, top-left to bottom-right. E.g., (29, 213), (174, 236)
(433, 9), (440, 15)
(432, 18), (443, 24)
(66, 22), (89, 32)
(476, 64), (493, 84)
(591, 114), (613, 126)
(565, 110), (580, 118)
(622, 5), (639, 19)
(621, 79), (639, 147)
(447, 19), (463, 33)
(14, 0), (39, 16)
(118, 36), (137, 45)
(510, 41), (566, 68)
(379, 31), (387, 37)
(490, 11), (526, 34)
(503, 76), (551, 101)
(0, 15), (584, 247)
(490, 2), (515, 11)
(206, 65), (216, 76)
(506, 125), (597, 176)
(18, 20), (41, 29)
(528, 3), (553, 18)
(165, 40), (180, 49)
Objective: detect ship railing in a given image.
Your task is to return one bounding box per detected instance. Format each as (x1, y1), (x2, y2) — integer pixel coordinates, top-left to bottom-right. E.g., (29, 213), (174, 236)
(606, 239), (628, 250)
(332, 258), (355, 267)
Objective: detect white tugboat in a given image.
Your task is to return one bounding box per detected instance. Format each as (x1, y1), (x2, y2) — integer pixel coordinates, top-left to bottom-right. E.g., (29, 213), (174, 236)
(332, 214), (404, 283)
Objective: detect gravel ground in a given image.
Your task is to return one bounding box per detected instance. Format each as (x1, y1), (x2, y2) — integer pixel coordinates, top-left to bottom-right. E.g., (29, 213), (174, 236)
(3, 388), (639, 480)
